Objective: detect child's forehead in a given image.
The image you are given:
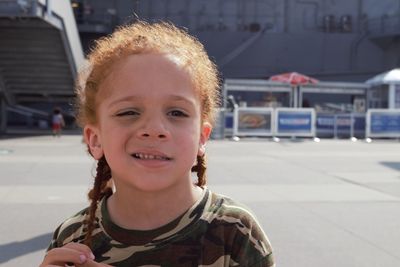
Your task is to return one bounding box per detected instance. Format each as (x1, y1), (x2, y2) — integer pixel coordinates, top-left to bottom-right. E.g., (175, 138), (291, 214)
(99, 53), (186, 81)
(112, 54), (190, 81)
(115, 53), (186, 70)
(95, 53), (200, 102)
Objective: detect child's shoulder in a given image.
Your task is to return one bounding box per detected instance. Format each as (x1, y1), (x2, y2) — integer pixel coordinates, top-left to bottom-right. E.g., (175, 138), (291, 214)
(48, 206), (91, 249)
(202, 189), (274, 265)
(205, 189), (270, 241)
(207, 190), (261, 225)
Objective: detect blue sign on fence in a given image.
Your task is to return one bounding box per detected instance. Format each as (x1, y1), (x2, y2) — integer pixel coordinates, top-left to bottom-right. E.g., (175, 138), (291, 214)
(316, 113), (366, 138)
(370, 112), (400, 134)
(276, 109), (315, 136)
(336, 115), (352, 131)
(316, 114), (335, 130)
(225, 113), (233, 129)
(354, 115), (366, 132)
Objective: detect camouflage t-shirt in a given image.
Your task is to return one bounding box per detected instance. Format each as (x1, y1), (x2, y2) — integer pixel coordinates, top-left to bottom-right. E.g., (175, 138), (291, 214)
(48, 188), (275, 267)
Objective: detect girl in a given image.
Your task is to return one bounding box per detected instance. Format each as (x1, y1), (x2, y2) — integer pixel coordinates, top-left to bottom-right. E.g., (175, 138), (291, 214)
(40, 21), (275, 267)
(52, 107), (65, 137)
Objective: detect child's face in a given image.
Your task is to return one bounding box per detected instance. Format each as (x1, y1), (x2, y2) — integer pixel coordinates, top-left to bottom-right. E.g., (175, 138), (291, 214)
(84, 53), (211, 192)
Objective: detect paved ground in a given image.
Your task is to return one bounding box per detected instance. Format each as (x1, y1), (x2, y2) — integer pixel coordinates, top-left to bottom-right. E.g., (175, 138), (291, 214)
(1, 135), (400, 266)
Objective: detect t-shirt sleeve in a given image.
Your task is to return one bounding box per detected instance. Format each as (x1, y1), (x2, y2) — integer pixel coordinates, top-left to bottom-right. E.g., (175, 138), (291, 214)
(249, 252), (275, 267)
(47, 224), (62, 251)
(218, 199), (275, 266)
(231, 216), (275, 267)
(46, 208), (89, 251)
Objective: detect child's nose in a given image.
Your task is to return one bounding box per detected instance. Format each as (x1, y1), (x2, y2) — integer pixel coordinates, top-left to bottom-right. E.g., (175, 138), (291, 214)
(136, 119), (170, 140)
(140, 132), (168, 139)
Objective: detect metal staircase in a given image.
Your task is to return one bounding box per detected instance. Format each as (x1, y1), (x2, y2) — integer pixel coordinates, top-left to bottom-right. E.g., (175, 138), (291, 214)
(0, 0), (84, 133)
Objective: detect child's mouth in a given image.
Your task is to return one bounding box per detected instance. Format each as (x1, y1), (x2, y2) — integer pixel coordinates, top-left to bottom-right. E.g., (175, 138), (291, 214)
(132, 153), (171, 161)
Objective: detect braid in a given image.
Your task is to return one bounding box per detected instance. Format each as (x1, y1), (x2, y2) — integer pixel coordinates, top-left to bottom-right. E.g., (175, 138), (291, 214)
(83, 155), (113, 247)
(191, 154), (207, 187)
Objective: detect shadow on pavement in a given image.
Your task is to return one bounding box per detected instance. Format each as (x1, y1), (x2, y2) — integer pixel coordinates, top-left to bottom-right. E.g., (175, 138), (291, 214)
(0, 233), (52, 263)
(380, 161), (400, 172)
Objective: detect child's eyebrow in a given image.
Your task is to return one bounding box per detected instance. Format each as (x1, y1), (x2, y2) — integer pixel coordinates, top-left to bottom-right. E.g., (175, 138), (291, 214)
(108, 95), (141, 108)
(168, 95), (196, 107)
(108, 95), (196, 108)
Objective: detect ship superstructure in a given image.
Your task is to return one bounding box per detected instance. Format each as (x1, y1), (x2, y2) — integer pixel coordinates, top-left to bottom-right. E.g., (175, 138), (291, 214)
(72, 0), (400, 82)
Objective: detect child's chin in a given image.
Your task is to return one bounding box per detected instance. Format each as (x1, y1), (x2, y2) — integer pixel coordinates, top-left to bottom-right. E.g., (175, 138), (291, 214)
(127, 178), (176, 193)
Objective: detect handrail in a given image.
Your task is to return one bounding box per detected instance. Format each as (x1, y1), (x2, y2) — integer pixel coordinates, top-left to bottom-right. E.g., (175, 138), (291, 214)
(0, 68), (15, 105)
(219, 26), (268, 68)
(35, 0), (78, 78)
(15, 104), (49, 117)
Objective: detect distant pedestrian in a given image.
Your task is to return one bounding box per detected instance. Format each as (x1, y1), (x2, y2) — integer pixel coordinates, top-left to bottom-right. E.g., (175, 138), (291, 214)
(52, 107), (65, 137)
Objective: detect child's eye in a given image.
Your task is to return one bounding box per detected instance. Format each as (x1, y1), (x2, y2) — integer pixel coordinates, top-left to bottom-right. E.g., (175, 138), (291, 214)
(115, 110), (140, 117)
(167, 110), (188, 117)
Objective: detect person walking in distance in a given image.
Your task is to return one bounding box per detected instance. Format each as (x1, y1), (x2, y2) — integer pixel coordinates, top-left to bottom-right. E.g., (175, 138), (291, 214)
(52, 107), (65, 137)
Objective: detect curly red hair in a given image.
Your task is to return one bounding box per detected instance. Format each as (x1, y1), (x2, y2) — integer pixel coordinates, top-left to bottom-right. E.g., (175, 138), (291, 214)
(76, 21), (220, 127)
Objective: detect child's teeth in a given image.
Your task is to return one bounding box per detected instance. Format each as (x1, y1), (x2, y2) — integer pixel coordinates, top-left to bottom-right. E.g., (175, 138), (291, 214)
(135, 153), (167, 160)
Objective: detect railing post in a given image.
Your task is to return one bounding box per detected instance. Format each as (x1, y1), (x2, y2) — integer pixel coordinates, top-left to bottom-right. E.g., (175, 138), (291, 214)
(350, 113), (354, 138)
(31, 0), (37, 16)
(0, 97), (7, 134)
(46, 0), (52, 17)
(334, 114), (338, 139)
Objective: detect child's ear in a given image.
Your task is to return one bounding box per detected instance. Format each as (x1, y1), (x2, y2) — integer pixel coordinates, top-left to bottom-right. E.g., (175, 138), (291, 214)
(198, 122), (212, 156)
(84, 125), (104, 160)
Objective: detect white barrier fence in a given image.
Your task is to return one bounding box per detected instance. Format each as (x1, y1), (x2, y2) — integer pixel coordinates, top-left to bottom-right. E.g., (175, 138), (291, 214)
(212, 108), (400, 140)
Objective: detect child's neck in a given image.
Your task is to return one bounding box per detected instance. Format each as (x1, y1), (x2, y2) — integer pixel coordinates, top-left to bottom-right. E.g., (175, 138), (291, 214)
(106, 182), (204, 231)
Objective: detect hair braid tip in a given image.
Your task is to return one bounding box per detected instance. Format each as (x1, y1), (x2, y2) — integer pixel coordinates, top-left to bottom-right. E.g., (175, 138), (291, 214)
(84, 156), (112, 247)
(193, 154), (207, 187)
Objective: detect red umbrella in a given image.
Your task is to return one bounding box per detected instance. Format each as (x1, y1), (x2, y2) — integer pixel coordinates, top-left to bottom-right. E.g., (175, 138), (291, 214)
(269, 72), (318, 85)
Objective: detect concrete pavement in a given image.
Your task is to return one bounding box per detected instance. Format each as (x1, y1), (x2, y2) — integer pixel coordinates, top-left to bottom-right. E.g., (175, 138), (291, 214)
(0, 135), (399, 266)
